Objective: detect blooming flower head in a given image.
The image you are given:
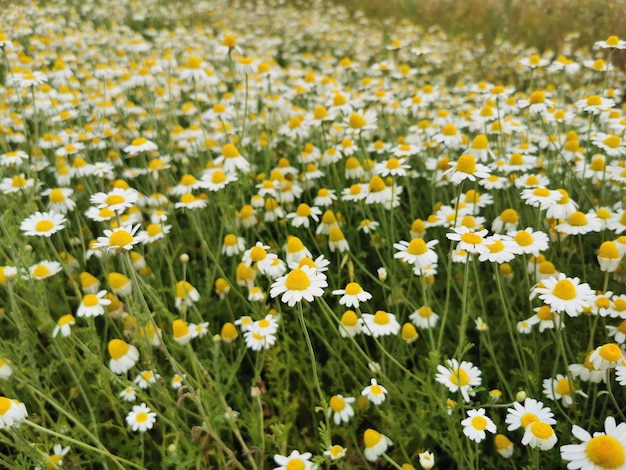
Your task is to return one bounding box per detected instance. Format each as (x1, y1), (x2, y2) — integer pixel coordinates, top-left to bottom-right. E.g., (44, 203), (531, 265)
(543, 374), (581, 408)
(505, 397), (556, 431)
(533, 273), (595, 317)
(269, 265), (327, 307)
(363, 428), (392, 462)
(522, 420), (557, 450)
(461, 408), (496, 443)
(495, 434), (514, 458)
(94, 225), (147, 253)
(328, 394), (356, 425)
(125, 403), (156, 432)
(332, 282), (372, 309)
(409, 306), (440, 329)
(20, 211), (66, 237)
(362, 310), (401, 337)
(108, 339), (139, 374)
(393, 238), (439, 269)
(361, 378), (388, 405)
(435, 359), (482, 402)
(561, 416), (626, 470)
(76, 290), (111, 318)
(444, 154), (491, 184)
(273, 450), (315, 470)
(0, 396), (28, 429)
(419, 450), (435, 469)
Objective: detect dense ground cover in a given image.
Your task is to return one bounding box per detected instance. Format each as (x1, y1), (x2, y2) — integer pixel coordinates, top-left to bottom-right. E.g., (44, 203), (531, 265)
(1, 0), (626, 468)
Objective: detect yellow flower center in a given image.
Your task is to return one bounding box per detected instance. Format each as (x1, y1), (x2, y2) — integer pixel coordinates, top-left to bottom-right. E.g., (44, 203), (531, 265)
(296, 203), (312, 217)
(590, 157), (605, 171)
(407, 238), (428, 255)
(373, 311), (390, 325)
(487, 240), (505, 253)
(529, 91), (546, 104)
(172, 319), (189, 338)
(329, 395), (345, 412)
(369, 175), (386, 192)
(364, 429), (382, 448)
(599, 343), (622, 362)
(520, 413), (538, 428)
(471, 416), (488, 431)
(442, 124), (457, 136)
(568, 212), (588, 226)
(456, 154), (477, 174)
(58, 314), (75, 326)
(586, 435), (625, 467)
(461, 232), (483, 245)
(12, 175), (27, 187)
(32, 264), (51, 278)
(606, 35), (620, 47)
(249, 246), (267, 262)
(599, 241), (620, 259)
(450, 368), (470, 386)
(341, 310), (358, 326)
(99, 207), (115, 218)
(35, 220), (54, 232)
(108, 339), (130, 359)
(533, 187), (550, 197)
(348, 113), (366, 129)
(537, 306), (553, 321)
(284, 269), (311, 291)
(222, 144), (240, 158)
(417, 306), (433, 318)
(187, 56), (202, 69)
(529, 421), (553, 439)
(509, 153), (524, 165)
(211, 171), (227, 184)
(552, 279), (576, 300)
(329, 226), (345, 242)
(555, 378), (570, 395)
(109, 230), (133, 248)
(603, 135), (621, 149)
(132, 137), (147, 146)
(0, 397), (12, 415)
(146, 224), (162, 237)
(49, 189), (66, 203)
(223, 234), (237, 246)
(109, 273), (129, 290)
(135, 411), (148, 423)
(344, 282), (362, 295)
(83, 294), (99, 307)
(587, 95), (602, 106)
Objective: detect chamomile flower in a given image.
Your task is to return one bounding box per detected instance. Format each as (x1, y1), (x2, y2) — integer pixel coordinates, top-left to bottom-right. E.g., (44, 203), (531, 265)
(508, 228), (549, 256)
(76, 290), (111, 318)
(522, 421), (557, 450)
(533, 273), (595, 317)
(134, 370), (160, 389)
(461, 408), (496, 443)
(0, 397), (28, 429)
(393, 238), (439, 269)
(273, 450), (315, 470)
(589, 343), (624, 370)
(505, 397), (556, 431)
(125, 403), (156, 432)
(328, 394), (356, 425)
(108, 339), (139, 374)
(446, 227), (489, 255)
(94, 225), (147, 252)
(363, 428), (393, 462)
(28, 261), (63, 280)
(561, 416), (626, 470)
(20, 211), (66, 237)
(444, 154), (491, 184)
(332, 282), (372, 309)
(361, 378), (388, 405)
(362, 310), (401, 337)
(90, 187), (138, 213)
(409, 306), (440, 329)
(543, 375), (581, 408)
(435, 359), (482, 403)
(339, 310), (363, 337)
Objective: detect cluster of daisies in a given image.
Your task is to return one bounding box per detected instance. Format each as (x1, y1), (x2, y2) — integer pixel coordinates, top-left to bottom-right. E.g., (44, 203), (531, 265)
(1, 0), (626, 467)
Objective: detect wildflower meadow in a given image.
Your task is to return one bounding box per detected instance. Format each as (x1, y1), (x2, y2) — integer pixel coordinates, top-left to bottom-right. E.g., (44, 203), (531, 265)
(2, 0), (626, 468)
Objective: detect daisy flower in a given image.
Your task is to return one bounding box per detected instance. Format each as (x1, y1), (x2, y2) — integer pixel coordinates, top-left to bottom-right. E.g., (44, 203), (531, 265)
(522, 421), (558, 450)
(595, 35), (626, 49)
(478, 234), (518, 263)
(461, 408), (496, 443)
(569, 351), (607, 384)
(285, 203), (322, 228)
(28, 261), (63, 280)
(119, 387), (137, 403)
(339, 310), (363, 337)
(108, 339), (139, 374)
(20, 211), (66, 237)
(520, 187), (561, 209)
(361, 378), (388, 405)
(508, 228), (549, 256)
(543, 374), (582, 408)
(124, 137), (158, 155)
(393, 238), (439, 269)
(76, 290), (111, 318)
(446, 227), (489, 255)
(363, 429), (393, 462)
(41, 187), (76, 214)
(505, 397), (556, 431)
(409, 306), (440, 329)
(332, 282), (372, 309)
(362, 311), (401, 337)
(214, 143), (250, 173)
(90, 187), (138, 213)
(419, 450), (435, 469)
(94, 225), (147, 252)
(533, 273), (595, 317)
(444, 154), (491, 184)
(0, 396), (28, 429)
(556, 211), (602, 235)
(589, 343), (624, 370)
(607, 320), (626, 344)
(328, 394), (355, 425)
(134, 370), (160, 389)
(244, 330), (277, 351)
(435, 359), (482, 402)
(561, 416), (626, 469)
(324, 445), (346, 461)
(273, 450), (315, 470)
(269, 265), (327, 307)
(495, 434), (514, 458)
(125, 403), (157, 432)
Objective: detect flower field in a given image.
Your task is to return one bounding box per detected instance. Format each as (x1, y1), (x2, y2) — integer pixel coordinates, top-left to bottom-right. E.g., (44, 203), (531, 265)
(1, 0), (626, 468)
